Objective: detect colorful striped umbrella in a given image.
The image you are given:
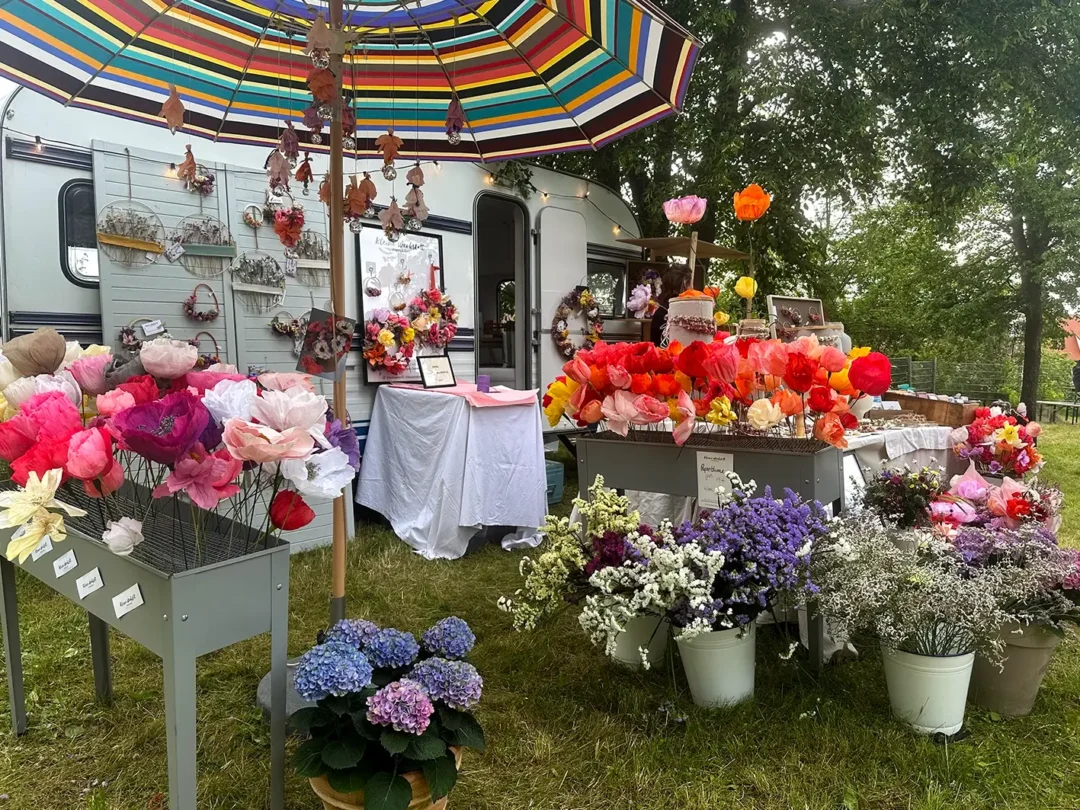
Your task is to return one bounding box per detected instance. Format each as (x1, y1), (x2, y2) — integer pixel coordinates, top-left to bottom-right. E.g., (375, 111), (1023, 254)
(0, 0), (701, 161)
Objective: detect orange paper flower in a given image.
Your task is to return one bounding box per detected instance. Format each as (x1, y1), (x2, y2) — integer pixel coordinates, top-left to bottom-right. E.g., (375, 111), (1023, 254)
(733, 184), (771, 222)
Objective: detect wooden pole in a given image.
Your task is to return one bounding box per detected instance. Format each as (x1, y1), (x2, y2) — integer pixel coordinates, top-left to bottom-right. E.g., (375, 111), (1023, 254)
(687, 230), (699, 287)
(328, 0), (348, 624)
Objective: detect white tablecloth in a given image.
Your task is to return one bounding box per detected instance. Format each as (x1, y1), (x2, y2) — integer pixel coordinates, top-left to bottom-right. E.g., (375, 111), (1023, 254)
(356, 386), (547, 559)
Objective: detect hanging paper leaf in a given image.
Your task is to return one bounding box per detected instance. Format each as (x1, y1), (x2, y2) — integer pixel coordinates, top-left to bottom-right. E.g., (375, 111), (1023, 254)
(302, 103), (325, 135)
(319, 172), (333, 206)
(342, 102), (356, 137)
(380, 198), (405, 233)
(405, 186), (429, 222)
(445, 95), (465, 136)
(344, 174), (373, 218)
(406, 164), (425, 187)
(280, 121), (300, 163)
(359, 173), (378, 206)
(295, 153), (314, 194)
(304, 11), (332, 55)
(374, 128), (404, 165)
(160, 84), (186, 134)
(307, 67), (337, 105)
(177, 144), (197, 184)
(266, 150), (291, 193)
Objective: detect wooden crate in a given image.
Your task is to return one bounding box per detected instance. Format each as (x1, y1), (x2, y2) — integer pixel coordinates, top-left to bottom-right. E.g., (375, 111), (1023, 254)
(881, 391), (978, 428)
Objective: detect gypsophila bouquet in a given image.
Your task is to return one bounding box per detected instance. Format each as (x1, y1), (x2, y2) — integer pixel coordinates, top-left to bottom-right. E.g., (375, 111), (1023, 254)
(292, 616), (485, 809)
(860, 463), (945, 530)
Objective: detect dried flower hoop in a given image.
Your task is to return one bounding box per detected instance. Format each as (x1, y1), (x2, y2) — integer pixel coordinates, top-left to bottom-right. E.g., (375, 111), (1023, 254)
(230, 250), (286, 312)
(295, 230), (331, 287)
(242, 204), (265, 229)
(271, 310), (301, 338)
(551, 287), (602, 358)
(120, 317), (169, 352)
(183, 283), (221, 322)
(173, 214), (236, 278)
(191, 330), (222, 368)
(96, 200), (165, 268)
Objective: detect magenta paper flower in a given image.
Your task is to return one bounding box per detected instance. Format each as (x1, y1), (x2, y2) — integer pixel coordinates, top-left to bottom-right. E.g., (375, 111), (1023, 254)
(109, 390), (209, 465)
(153, 442), (242, 509)
(663, 195), (707, 225)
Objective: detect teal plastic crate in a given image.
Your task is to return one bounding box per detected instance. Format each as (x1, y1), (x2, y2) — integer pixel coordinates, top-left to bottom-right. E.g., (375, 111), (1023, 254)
(546, 459), (564, 505)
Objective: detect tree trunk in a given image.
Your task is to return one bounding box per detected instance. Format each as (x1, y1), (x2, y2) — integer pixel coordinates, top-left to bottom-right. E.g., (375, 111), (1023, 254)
(1019, 267), (1043, 413)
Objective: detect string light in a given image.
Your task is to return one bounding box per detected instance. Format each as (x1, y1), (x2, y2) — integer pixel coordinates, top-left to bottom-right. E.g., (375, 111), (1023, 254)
(541, 192), (549, 202)
(33, 135), (43, 152)
(612, 225), (620, 235)
(166, 162), (177, 177)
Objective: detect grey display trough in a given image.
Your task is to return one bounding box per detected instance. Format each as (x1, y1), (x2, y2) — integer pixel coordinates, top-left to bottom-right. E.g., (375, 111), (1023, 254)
(576, 431), (844, 668)
(0, 498), (289, 810)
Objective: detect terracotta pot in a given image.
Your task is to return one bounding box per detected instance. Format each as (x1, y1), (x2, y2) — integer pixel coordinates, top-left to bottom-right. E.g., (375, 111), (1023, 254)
(969, 623), (1061, 716)
(309, 747), (463, 810)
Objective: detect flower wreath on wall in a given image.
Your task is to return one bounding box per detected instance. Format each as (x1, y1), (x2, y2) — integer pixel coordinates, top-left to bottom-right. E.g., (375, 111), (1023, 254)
(362, 309), (416, 375)
(406, 288), (458, 350)
(552, 287), (603, 358)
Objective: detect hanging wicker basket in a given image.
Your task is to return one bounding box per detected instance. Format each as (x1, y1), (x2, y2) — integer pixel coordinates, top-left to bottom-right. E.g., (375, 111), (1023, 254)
(295, 230), (330, 287)
(230, 250), (285, 313)
(96, 200), (165, 268)
(172, 215), (237, 278)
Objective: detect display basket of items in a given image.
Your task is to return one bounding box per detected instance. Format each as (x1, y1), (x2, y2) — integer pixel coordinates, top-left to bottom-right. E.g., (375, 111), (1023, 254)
(294, 229), (331, 287)
(883, 390), (979, 429)
(96, 200), (166, 268)
(172, 214), (237, 277)
(230, 251), (286, 312)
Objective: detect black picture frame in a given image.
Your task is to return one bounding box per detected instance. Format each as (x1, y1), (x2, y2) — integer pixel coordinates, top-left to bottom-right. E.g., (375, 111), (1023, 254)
(418, 354), (457, 388)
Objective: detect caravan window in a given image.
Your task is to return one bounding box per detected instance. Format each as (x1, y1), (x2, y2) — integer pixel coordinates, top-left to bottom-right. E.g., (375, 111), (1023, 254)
(59, 179), (99, 285)
(587, 260), (625, 317)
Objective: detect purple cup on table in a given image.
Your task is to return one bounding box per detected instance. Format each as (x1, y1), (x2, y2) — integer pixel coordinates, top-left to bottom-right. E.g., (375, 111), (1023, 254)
(476, 374), (491, 393)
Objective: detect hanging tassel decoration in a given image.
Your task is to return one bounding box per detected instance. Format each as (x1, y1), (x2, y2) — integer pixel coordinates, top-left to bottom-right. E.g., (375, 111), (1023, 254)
(445, 95), (465, 145)
(266, 149), (291, 195)
(295, 153), (314, 195)
(161, 84), (186, 134)
(280, 121), (300, 167)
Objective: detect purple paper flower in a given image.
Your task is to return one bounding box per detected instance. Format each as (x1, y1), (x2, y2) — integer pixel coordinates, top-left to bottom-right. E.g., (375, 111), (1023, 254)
(366, 679), (434, 735)
(109, 390), (210, 465)
(325, 618), (380, 650)
(366, 628), (420, 669)
(294, 640), (373, 701)
(409, 657), (483, 710)
(421, 617), (475, 660)
(325, 413), (360, 471)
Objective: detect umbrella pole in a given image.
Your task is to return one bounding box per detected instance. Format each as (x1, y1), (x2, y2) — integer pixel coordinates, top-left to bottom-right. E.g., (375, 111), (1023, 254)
(329, 0), (347, 625)
(687, 230), (698, 286)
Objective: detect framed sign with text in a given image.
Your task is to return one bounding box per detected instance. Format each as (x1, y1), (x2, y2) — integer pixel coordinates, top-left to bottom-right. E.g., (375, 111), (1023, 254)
(418, 354), (457, 389)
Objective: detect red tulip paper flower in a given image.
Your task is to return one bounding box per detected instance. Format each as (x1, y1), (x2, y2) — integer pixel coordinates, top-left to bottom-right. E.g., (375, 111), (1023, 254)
(848, 352), (892, 397)
(783, 352), (818, 394)
(807, 385), (837, 414)
(270, 491), (315, 531)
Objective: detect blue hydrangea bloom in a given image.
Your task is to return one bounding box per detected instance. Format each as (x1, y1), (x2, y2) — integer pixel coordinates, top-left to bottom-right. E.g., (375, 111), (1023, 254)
(421, 616), (475, 660)
(366, 628), (420, 669)
(294, 641), (373, 701)
(408, 657), (483, 711)
(325, 618), (380, 650)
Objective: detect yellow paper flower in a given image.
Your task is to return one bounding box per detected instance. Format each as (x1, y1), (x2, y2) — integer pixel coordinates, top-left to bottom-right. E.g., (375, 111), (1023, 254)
(0, 469), (87, 563)
(544, 401), (565, 427)
(735, 276), (758, 299)
(705, 396), (735, 426)
(377, 329), (395, 347)
(80, 344), (111, 357)
(402, 327), (416, 343)
(848, 346), (871, 360)
(0, 392), (14, 421)
(713, 310), (731, 327)
(667, 399), (681, 421)
(430, 307), (441, 322)
(994, 424), (1024, 449)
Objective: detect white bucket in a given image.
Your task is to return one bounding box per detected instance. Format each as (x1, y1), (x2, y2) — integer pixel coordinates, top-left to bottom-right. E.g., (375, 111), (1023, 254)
(612, 615), (669, 669)
(880, 644), (974, 735)
(676, 624), (756, 707)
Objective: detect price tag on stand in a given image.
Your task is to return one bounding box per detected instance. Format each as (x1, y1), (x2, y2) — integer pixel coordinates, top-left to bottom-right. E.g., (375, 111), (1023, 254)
(696, 451), (734, 511)
(284, 255), (298, 277)
(164, 241), (185, 262)
(141, 319), (165, 337)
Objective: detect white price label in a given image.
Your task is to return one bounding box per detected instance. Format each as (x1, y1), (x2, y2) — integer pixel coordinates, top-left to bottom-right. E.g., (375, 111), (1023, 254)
(30, 536), (53, 562)
(112, 584), (144, 619)
(284, 256), (298, 277)
(164, 241), (185, 262)
(53, 549), (77, 578)
(696, 451), (734, 510)
(141, 319), (165, 337)
(76, 567), (104, 599)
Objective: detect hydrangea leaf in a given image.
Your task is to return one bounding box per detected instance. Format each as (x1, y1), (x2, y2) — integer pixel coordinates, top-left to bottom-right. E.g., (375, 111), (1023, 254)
(422, 753), (459, 801)
(379, 728), (413, 755)
(321, 738), (366, 770)
(364, 772), (412, 810)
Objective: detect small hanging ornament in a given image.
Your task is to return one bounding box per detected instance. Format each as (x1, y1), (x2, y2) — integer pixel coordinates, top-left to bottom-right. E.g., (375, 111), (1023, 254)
(345, 173), (376, 229)
(319, 172), (333, 206)
(304, 11), (332, 68)
(375, 127), (403, 180)
(380, 197), (405, 242)
(342, 101), (357, 151)
(303, 103), (325, 145)
(307, 67), (337, 105)
(359, 174), (378, 217)
(406, 163), (425, 187)
(177, 144), (198, 185)
(445, 94), (465, 145)
(265, 149), (291, 196)
(161, 84), (186, 135)
(280, 120), (300, 167)
(295, 152), (314, 195)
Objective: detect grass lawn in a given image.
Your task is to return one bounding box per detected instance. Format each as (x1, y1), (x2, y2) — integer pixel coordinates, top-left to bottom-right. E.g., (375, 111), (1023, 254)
(2, 425), (1080, 809)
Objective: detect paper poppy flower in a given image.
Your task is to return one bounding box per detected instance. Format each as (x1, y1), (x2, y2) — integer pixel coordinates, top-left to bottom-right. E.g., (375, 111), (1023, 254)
(116, 374), (161, 405)
(110, 391), (210, 465)
(69, 352), (112, 395)
(813, 412), (848, 449)
(20, 391), (81, 440)
(0, 414), (37, 463)
(662, 195), (707, 225)
(733, 184), (771, 221)
(11, 432), (74, 487)
(783, 352), (818, 394)
(807, 385), (836, 414)
(66, 427), (115, 481)
(140, 338), (199, 380)
(675, 341), (710, 379)
(848, 352), (892, 396)
(734, 276), (758, 299)
(270, 490), (315, 531)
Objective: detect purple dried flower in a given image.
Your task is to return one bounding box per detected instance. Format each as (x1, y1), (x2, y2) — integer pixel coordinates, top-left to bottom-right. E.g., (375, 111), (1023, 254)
(366, 628), (420, 669)
(421, 616), (475, 660)
(325, 618), (380, 650)
(366, 679), (434, 735)
(409, 657), (483, 711)
(293, 640), (373, 701)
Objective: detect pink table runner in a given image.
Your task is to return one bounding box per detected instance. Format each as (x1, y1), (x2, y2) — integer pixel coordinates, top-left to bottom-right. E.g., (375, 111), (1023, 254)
(389, 383), (538, 408)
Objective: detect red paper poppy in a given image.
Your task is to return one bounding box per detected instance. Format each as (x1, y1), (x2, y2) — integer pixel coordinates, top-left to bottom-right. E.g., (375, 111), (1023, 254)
(839, 411), (859, 430)
(116, 374), (161, 405)
(675, 341), (710, 379)
(630, 374), (653, 395)
(11, 431), (75, 486)
(735, 337), (760, 359)
(654, 374), (680, 398)
(807, 385), (836, 414)
(270, 491), (316, 531)
(848, 352), (892, 397)
(783, 353), (818, 394)
(589, 365), (610, 393)
(1005, 494), (1033, 522)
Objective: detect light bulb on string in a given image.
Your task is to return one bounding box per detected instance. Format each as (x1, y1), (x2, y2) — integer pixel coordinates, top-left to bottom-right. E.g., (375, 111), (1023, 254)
(33, 135), (43, 153)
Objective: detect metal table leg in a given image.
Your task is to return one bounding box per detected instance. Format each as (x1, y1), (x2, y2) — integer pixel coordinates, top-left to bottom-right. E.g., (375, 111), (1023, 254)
(0, 558), (25, 735)
(88, 613), (112, 705)
(268, 552), (289, 810)
(162, 634), (198, 810)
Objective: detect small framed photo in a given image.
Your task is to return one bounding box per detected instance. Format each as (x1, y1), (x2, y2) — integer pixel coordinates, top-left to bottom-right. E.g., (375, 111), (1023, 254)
(418, 354), (456, 389)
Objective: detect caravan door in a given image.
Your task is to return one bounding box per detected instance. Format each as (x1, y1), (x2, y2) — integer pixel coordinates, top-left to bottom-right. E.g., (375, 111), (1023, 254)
(536, 206), (587, 389)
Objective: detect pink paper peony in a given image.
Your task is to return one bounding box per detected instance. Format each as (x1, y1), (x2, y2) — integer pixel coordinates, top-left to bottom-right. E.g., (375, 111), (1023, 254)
(0, 413), (37, 462)
(818, 346), (848, 373)
(97, 389), (136, 417)
(663, 195), (707, 225)
(153, 443), (242, 509)
(633, 395), (670, 424)
(562, 357), (591, 386)
(702, 341), (740, 382)
(84, 460), (124, 498)
(607, 365), (631, 390)
(748, 340), (789, 378)
(223, 419), (315, 462)
(139, 337), (199, 380)
(249, 387), (328, 434)
(600, 390), (638, 437)
(178, 370), (246, 395)
(66, 427), (114, 480)
(69, 353), (111, 395)
(257, 372), (315, 392)
(1026, 421), (1042, 439)
(20, 390), (81, 440)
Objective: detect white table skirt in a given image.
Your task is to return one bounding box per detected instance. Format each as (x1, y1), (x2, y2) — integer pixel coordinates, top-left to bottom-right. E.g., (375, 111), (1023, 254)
(357, 386), (547, 560)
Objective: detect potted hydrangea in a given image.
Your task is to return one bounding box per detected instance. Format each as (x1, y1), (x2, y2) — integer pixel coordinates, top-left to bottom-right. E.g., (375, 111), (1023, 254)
(291, 617), (485, 810)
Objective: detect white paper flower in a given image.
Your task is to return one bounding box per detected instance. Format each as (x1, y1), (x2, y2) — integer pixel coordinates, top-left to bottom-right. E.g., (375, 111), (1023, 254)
(747, 398), (783, 431)
(251, 387), (328, 434)
(33, 370), (82, 406)
(0, 352), (21, 390)
(102, 517), (144, 557)
(59, 340), (83, 371)
(3, 376), (36, 408)
(204, 378), (258, 423)
(140, 337), (199, 379)
(281, 447), (355, 500)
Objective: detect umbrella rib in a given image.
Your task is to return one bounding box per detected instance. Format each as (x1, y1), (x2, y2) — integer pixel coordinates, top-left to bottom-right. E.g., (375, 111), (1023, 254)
(387, 1), (488, 163)
(64, 0), (189, 106)
(214, 0), (289, 142)
(444, 0), (597, 152)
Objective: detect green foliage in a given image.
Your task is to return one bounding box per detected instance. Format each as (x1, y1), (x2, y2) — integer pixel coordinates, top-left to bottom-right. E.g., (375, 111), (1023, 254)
(422, 754), (459, 801)
(379, 729), (413, 755)
(487, 160), (534, 198)
(363, 772), (413, 810)
(321, 738), (366, 770)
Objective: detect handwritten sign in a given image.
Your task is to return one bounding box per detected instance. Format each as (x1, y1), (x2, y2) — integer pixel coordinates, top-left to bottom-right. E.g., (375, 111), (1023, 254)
(164, 241), (185, 262)
(418, 355), (456, 388)
(696, 451), (734, 509)
(284, 255), (298, 277)
(30, 536), (53, 562)
(75, 567), (104, 600)
(112, 584), (144, 619)
(53, 549), (77, 578)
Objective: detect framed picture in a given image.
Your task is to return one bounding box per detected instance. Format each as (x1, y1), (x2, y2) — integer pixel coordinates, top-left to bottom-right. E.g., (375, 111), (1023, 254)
(418, 354), (457, 388)
(356, 224), (445, 384)
(766, 295), (825, 341)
